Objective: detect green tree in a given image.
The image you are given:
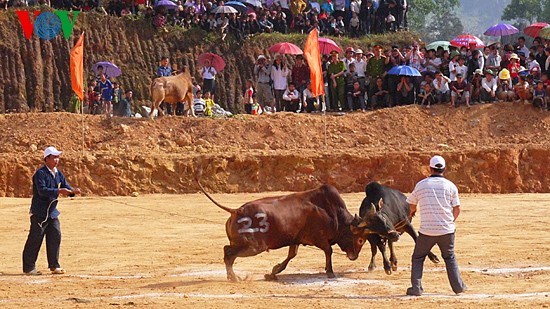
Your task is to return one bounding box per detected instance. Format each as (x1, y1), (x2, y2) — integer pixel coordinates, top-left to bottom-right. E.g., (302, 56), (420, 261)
(409, 0), (461, 41)
(425, 11), (465, 41)
(501, 0), (546, 23)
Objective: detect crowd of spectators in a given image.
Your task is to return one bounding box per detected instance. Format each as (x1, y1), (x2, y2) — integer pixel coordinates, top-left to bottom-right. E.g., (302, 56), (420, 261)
(244, 36), (550, 114)
(1, 0), (409, 38)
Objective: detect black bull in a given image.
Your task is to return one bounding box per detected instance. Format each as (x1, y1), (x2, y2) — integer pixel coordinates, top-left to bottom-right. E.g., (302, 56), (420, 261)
(351, 182), (440, 274)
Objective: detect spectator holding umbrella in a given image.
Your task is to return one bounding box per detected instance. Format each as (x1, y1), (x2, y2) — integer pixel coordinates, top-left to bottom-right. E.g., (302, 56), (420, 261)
(200, 60), (217, 102)
(271, 54), (290, 112)
(98, 73), (113, 115)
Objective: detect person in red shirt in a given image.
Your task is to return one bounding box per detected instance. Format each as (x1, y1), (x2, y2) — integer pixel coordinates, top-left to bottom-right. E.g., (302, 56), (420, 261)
(508, 53), (520, 84)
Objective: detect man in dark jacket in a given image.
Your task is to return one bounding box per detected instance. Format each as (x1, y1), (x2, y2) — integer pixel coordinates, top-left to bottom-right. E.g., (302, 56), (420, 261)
(22, 147), (80, 275)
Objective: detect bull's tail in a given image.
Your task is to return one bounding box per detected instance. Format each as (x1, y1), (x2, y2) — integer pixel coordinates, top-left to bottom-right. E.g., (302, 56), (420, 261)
(195, 167), (235, 213)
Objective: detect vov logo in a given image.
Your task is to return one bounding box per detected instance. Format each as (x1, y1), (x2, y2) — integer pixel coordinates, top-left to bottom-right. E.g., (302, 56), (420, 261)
(16, 10), (79, 40)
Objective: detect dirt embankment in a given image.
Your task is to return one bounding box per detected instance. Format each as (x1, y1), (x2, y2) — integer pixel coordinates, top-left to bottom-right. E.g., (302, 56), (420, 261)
(0, 9), (415, 114)
(2, 103), (550, 197)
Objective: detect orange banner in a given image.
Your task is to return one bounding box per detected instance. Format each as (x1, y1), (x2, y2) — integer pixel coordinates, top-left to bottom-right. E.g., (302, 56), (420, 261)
(70, 33), (84, 102)
(303, 28), (325, 97)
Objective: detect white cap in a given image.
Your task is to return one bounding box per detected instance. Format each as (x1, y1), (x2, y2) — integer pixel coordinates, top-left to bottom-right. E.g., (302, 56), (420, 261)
(44, 146), (62, 159)
(257, 55), (266, 61)
(355, 49), (363, 54)
(429, 155), (446, 169)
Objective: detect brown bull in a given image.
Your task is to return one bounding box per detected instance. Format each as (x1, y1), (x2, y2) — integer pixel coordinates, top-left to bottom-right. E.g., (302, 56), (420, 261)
(197, 181), (365, 281)
(150, 66), (195, 118)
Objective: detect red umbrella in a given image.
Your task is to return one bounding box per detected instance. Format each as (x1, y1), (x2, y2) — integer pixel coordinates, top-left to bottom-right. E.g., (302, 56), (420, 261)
(524, 22), (549, 38)
(318, 37), (341, 55)
(450, 34), (485, 49)
(268, 42), (303, 55)
(197, 53), (225, 72)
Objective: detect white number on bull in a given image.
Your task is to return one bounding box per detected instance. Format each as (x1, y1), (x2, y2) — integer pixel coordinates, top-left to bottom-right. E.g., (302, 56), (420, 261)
(237, 213), (270, 234)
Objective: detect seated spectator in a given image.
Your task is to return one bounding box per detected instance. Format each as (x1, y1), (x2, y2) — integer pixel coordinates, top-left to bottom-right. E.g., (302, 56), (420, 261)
(347, 81), (366, 111)
(497, 69), (515, 101)
(282, 82), (301, 112)
(417, 81), (435, 108)
(303, 83), (319, 113)
(371, 77), (389, 109)
(91, 92), (103, 115)
(432, 71), (451, 104)
(470, 69), (483, 104)
(193, 90), (207, 116)
(258, 14), (274, 33)
(533, 81), (547, 111)
(450, 73), (470, 107)
(481, 69), (498, 103)
(514, 74), (532, 103)
(396, 76), (414, 105)
(116, 89), (133, 117)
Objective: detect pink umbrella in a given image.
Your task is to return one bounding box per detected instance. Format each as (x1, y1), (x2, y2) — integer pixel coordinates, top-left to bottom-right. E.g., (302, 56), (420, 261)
(524, 22), (549, 38)
(318, 37), (341, 55)
(450, 34), (485, 49)
(268, 42), (303, 55)
(197, 53), (226, 72)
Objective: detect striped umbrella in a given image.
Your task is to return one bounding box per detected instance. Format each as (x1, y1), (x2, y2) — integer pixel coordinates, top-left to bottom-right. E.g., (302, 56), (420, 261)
(537, 26), (550, 39)
(450, 34), (485, 49)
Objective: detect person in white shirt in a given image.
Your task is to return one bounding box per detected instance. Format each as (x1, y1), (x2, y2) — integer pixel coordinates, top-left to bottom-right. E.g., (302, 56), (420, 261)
(432, 71), (451, 104)
(200, 60), (218, 101)
(271, 54), (290, 112)
(481, 69), (498, 103)
(455, 57), (468, 80)
(354, 49), (367, 88)
(448, 52), (460, 81)
(282, 82), (301, 112)
(406, 155), (467, 296)
(517, 36), (530, 59)
(193, 90), (207, 116)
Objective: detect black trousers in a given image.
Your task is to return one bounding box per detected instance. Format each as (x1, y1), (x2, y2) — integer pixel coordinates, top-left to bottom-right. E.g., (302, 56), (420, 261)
(22, 216), (61, 272)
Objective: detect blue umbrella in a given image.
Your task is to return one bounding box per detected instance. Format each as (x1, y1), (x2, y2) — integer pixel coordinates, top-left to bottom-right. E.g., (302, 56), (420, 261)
(239, 0), (261, 8)
(154, 0), (178, 10)
(387, 65), (421, 77)
(225, 1), (248, 14)
(92, 62), (122, 78)
(484, 23), (519, 37)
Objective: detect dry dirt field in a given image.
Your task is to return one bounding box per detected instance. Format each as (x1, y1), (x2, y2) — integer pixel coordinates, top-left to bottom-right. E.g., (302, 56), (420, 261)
(1, 193), (549, 308)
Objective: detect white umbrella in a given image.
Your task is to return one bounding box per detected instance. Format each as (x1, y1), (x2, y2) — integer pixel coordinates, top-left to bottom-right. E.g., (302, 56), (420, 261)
(239, 0), (261, 7)
(213, 5), (238, 14)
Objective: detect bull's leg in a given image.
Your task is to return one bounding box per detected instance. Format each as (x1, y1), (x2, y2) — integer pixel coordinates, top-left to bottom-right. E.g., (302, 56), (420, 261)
(323, 246), (336, 278)
(171, 103), (176, 116)
(265, 245), (298, 281)
(376, 239), (392, 275)
(223, 245), (263, 282)
(404, 223), (440, 264)
(388, 240), (398, 271)
(186, 92), (196, 117)
(367, 235), (378, 272)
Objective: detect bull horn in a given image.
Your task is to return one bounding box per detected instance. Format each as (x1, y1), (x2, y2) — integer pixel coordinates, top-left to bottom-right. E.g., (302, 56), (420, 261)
(368, 203), (377, 215)
(357, 220), (368, 228)
(378, 198), (384, 209)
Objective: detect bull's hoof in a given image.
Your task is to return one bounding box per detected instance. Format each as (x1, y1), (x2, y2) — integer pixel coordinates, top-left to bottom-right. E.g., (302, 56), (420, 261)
(264, 274), (278, 281)
(227, 273), (239, 282)
(384, 268), (392, 275)
(368, 266), (375, 272)
(391, 264), (398, 271)
(326, 272), (336, 279)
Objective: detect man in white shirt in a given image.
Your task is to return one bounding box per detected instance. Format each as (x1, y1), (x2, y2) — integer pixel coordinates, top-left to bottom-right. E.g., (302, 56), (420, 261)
(432, 71), (451, 104)
(406, 156), (467, 296)
(354, 49), (367, 88)
(282, 82), (301, 112)
(481, 69), (497, 103)
(517, 36), (530, 59)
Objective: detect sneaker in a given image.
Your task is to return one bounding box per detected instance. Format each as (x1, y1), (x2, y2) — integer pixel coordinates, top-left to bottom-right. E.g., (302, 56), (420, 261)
(50, 268), (65, 275)
(24, 269), (42, 276)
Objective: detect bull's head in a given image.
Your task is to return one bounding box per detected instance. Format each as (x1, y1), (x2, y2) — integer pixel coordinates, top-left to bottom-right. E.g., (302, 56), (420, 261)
(352, 198), (400, 245)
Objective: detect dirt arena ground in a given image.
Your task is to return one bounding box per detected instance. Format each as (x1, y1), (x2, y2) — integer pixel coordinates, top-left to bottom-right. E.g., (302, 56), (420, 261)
(1, 193), (549, 308)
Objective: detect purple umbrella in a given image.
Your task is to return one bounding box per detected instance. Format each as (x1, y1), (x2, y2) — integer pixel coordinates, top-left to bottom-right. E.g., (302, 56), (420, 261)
(92, 62), (122, 78)
(484, 23), (519, 37)
(154, 0), (178, 10)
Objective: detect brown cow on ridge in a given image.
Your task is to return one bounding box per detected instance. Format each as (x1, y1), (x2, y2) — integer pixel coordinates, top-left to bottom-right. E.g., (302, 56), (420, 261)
(150, 66), (195, 118)
(197, 181), (365, 281)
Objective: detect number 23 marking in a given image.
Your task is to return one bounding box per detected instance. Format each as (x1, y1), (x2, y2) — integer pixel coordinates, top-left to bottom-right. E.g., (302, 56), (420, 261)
(237, 213), (270, 234)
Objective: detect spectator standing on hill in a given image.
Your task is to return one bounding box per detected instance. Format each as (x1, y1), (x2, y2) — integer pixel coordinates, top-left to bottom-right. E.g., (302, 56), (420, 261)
(112, 81), (123, 114)
(200, 60), (217, 101)
(157, 56), (173, 115)
(254, 55), (274, 111)
(328, 50), (347, 111)
(359, 0), (375, 35)
(292, 54), (310, 104)
(242, 79), (255, 114)
(271, 54), (290, 112)
(366, 45), (386, 101)
(406, 155), (467, 296)
(98, 73), (113, 115)
(22, 146), (81, 276)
